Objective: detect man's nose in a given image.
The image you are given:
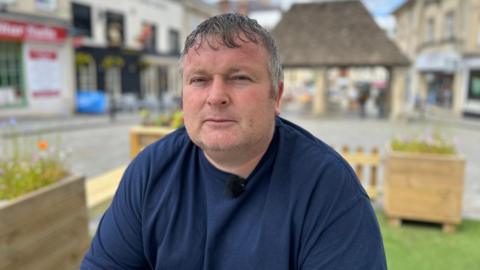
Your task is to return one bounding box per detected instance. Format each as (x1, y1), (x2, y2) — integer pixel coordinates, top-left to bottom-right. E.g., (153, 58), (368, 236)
(207, 78), (230, 106)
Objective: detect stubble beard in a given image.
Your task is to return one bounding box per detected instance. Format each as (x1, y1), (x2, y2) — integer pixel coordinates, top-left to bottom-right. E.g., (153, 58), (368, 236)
(195, 122), (275, 163)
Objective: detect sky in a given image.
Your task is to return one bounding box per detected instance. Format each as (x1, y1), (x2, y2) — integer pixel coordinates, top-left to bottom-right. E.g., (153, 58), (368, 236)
(361, 0), (407, 34)
(345, 0), (406, 17)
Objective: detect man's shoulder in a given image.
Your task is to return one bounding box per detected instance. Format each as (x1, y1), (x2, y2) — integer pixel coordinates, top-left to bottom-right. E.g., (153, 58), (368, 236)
(276, 117), (366, 196)
(276, 117), (343, 163)
(120, 127), (194, 195)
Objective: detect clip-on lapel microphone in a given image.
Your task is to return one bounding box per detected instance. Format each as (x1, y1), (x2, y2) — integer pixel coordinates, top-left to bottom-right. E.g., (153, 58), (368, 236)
(225, 175), (247, 198)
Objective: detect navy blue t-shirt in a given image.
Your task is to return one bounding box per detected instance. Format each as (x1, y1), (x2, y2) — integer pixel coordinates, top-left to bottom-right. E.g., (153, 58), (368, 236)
(82, 117), (387, 269)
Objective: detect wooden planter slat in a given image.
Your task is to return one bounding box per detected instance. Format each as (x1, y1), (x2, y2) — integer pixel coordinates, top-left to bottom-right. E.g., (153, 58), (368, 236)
(384, 150), (465, 233)
(0, 175), (89, 270)
(130, 126), (174, 158)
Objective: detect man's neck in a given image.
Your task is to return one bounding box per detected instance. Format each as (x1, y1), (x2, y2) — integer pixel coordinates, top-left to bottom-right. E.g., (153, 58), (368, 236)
(204, 151), (265, 179)
(203, 134), (273, 178)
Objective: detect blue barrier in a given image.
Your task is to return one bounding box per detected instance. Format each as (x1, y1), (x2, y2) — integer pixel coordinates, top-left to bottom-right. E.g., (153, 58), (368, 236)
(76, 91), (106, 114)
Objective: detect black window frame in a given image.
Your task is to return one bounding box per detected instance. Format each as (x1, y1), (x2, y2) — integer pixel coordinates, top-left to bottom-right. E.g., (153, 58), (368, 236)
(468, 70), (480, 100)
(72, 2), (92, 37)
(168, 29), (180, 55)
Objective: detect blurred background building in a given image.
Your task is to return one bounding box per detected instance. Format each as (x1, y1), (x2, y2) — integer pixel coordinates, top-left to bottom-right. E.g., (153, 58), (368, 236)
(394, 0), (480, 117)
(0, 0), (218, 117)
(0, 0), (73, 116)
(71, 0), (217, 113)
(272, 1), (410, 119)
(2, 0), (480, 121)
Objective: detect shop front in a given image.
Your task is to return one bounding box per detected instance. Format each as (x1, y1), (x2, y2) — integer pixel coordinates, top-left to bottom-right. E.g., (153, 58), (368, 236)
(415, 51), (461, 112)
(463, 57), (480, 116)
(75, 46), (141, 95)
(424, 73), (454, 108)
(0, 17), (73, 116)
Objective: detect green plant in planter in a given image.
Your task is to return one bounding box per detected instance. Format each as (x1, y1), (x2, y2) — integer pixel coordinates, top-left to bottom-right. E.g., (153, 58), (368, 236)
(390, 128), (457, 155)
(0, 122), (69, 200)
(140, 109), (184, 128)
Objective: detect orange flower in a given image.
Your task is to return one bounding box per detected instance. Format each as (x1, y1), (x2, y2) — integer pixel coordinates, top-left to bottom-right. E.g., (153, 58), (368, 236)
(37, 140), (48, 151)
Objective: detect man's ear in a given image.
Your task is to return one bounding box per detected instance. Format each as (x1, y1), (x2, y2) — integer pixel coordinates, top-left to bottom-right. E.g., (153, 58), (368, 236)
(275, 82), (284, 115)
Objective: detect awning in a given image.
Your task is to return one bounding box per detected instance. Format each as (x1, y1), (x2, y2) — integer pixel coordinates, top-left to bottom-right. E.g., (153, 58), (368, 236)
(415, 51), (460, 73)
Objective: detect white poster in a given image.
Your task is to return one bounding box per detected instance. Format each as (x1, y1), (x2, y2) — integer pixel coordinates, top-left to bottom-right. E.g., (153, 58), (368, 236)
(26, 48), (61, 98)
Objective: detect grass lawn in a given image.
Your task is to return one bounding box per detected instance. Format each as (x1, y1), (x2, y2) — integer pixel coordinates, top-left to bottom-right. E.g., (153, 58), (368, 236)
(377, 212), (480, 270)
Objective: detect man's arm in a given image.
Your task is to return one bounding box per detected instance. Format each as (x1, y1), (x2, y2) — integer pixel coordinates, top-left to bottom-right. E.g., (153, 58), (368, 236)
(81, 161), (148, 269)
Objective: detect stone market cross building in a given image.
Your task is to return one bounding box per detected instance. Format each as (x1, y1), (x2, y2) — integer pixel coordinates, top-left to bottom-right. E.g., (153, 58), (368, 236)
(272, 1), (410, 119)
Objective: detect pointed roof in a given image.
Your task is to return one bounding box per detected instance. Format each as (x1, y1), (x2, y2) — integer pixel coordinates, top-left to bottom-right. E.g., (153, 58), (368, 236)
(271, 1), (410, 67)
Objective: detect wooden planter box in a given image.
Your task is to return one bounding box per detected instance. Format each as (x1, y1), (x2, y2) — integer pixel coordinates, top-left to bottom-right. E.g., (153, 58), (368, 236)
(130, 126), (174, 158)
(383, 150), (465, 233)
(0, 175), (90, 270)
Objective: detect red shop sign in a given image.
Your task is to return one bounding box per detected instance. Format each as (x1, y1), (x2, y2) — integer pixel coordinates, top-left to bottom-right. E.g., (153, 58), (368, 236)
(0, 18), (67, 43)
(29, 49), (57, 60)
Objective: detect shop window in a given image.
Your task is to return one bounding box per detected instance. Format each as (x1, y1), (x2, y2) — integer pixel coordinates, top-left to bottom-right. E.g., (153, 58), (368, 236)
(0, 42), (24, 108)
(77, 65), (97, 91)
(105, 67), (122, 99)
(72, 3), (92, 37)
(75, 52), (97, 91)
(468, 71), (480, 100)
(78, 64), (97, 91)
(106, 12), (125, 47)
(169, 29), (180, 55)
(444, 11), (454, 40)
(426, 73), (453, 108)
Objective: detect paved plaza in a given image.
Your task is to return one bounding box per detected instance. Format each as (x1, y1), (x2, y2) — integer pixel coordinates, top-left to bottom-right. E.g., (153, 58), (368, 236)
(1, 111), (479, 219)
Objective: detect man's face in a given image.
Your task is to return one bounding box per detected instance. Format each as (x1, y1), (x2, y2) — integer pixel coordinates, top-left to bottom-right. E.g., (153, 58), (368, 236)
(182, 36), (282, 156)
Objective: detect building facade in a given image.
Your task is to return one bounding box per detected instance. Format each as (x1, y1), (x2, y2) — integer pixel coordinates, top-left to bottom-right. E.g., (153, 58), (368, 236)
(0, 0), (75, 116)
(71, 0), (218, 112)
(71, 0), (184, 112)
(0, 0), (217, 117)
(394, 0), (480, 117)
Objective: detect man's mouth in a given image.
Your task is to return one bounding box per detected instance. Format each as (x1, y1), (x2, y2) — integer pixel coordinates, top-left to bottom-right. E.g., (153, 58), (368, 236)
(203, 118), (236, 126)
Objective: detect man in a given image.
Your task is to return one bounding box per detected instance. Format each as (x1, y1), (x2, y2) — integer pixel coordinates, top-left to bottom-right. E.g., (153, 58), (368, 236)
(82, 14), (387, 269)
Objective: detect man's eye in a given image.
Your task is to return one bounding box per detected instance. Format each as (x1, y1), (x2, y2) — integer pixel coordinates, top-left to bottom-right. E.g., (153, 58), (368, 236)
(232, 75), (251, 81)
(190, 77), (206, 84)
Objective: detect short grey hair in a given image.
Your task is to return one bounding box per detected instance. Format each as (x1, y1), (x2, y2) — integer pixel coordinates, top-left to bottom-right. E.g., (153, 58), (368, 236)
(180, 13), (283, 96)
